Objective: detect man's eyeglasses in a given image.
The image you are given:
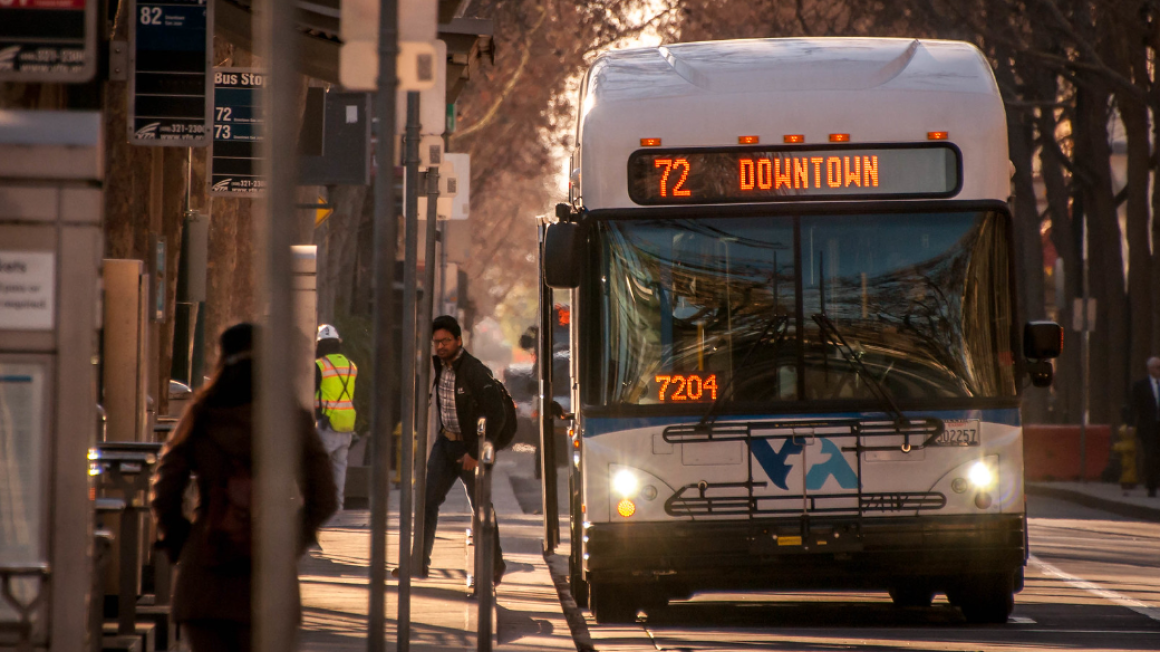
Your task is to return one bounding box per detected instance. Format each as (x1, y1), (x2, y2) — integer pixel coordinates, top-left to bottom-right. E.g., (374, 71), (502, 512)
(433, 337), (456, 346)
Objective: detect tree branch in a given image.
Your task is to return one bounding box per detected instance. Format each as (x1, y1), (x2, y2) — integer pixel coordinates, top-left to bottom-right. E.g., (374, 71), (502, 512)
(451, 4), (550, 141)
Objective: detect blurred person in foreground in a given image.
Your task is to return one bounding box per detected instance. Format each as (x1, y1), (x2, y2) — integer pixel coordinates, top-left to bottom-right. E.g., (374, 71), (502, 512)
(1131, 356), (1160, 496)
(150, 323), (337, 652)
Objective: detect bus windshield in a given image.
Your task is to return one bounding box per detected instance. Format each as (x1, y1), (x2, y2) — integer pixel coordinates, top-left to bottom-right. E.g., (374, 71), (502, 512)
(591, 210), (1016, 410)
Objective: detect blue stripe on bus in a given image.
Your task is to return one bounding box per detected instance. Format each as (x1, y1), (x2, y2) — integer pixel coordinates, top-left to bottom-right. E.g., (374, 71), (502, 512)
(583, 408), (1020, 437)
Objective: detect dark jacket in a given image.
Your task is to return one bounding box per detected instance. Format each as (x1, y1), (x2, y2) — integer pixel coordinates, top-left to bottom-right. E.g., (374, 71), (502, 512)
(432, 349), (505, 456)
(150, 402), (337, 623)
(1131, 377), (1160, 440)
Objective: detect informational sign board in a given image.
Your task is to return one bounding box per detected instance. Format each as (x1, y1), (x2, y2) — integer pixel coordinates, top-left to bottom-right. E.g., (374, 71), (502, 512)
(0, 0), (97, 83)
(128, 0), (212, 146)
(340, 0), (436, 91)
(299, 90), (371, 186)
(0, 251), (55, 331)
(445, 152), (469, 220)
(628, 143), (961, 205)
(210, 68), (264, 195)
(395, 40), (447, 136)
(0, 361), (47, 567)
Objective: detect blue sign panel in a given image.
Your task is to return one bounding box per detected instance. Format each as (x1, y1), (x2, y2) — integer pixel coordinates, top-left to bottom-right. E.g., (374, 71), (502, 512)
(128, 0), (212, 146)
(0, 0), (97, 83)
(210, 68), (265, 195)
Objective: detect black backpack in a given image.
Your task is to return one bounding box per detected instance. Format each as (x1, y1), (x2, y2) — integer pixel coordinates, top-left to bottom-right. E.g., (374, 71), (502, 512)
(492, 381), (519, 451)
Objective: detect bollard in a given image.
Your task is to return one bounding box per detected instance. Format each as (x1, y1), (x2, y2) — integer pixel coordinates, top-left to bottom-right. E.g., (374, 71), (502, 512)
(474, 418), (495, 652)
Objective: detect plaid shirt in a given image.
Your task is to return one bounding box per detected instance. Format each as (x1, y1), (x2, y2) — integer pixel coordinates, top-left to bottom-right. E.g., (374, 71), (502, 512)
(437, 349), (464, 435)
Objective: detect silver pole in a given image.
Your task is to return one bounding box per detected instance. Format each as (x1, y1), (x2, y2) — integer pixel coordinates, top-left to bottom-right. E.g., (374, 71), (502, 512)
(537, 224), (559, 552)
(475, 422), (495, 652)
(439, 222), (447, 313)
(254, 0), (299, 647)
(397, 91), (421, 651)
(368, 0), (399, 646)
(1080, 206), (1090, 483)
(411, 167), (440, 570)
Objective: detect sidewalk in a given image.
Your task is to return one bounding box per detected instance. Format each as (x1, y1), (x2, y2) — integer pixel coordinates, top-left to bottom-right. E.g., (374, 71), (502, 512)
(297, 447), (575, 651)
(1027, 481), (1160, 522)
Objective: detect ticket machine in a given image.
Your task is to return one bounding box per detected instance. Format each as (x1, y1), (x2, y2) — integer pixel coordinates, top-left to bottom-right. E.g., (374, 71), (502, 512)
(0, 110), (104, 651)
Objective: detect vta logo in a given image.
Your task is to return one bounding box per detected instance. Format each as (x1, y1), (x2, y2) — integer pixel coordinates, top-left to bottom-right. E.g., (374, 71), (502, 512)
(750, 437), (858, 490)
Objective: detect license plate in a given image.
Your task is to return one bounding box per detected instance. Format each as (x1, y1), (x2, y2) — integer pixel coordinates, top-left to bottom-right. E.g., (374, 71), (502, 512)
(932, 420), (980, 446)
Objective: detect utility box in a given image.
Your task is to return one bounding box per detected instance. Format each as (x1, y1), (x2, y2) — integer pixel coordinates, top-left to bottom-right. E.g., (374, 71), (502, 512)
(102, 260), (150, 443)
(292, 245), (318, 407)
(0, 110), (104, 651)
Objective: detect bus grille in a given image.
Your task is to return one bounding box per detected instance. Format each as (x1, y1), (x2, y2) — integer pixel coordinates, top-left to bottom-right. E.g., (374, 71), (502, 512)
(665, 482), (946, 517)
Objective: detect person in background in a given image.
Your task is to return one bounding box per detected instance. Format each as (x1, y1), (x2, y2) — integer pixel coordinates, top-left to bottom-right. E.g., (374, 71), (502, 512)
(151, 323), (337, 652)
(315, 324), (358, 510)
(1130, 356), (1160, 496)
(415, 315), (506, 580)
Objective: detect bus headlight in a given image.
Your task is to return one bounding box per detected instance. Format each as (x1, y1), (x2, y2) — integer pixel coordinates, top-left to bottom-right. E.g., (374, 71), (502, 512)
(967, 458), (998, 490)
(612, 469), (639, 498)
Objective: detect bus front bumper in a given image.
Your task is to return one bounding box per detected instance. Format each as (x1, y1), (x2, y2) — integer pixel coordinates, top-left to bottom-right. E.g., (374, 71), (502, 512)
(584, 513), (1026, 591)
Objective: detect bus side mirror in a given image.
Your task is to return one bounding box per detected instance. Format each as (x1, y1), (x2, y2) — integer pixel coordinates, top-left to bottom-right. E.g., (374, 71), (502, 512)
(1024, 321), (1063, 359)
(1024, 321), (1063, 388)
(543, 222), (582, 289)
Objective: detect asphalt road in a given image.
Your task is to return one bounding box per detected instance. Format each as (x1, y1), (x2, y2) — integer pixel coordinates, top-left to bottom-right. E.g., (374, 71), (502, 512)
(563, 495), (1160, 651)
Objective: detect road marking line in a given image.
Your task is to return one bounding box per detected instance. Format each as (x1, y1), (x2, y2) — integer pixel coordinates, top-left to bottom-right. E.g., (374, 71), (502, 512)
(1030, 555), (1160, 622)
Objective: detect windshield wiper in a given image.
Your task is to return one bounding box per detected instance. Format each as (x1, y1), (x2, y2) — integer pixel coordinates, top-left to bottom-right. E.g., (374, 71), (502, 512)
(811, 313), (911, 433)
(697, 313), (790, 429)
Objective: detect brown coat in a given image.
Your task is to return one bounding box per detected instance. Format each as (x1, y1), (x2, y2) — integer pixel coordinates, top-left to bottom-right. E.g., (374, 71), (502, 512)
(150, 403), (337, 623)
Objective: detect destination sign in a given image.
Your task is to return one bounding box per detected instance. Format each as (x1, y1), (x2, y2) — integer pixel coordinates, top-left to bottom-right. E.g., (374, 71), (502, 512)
(210, 68), (265, 196)
(0, 0), (96, 82)
(128, 0), (212, 146)
(653, 373), (719, 403)
(627, 144), (960, 205)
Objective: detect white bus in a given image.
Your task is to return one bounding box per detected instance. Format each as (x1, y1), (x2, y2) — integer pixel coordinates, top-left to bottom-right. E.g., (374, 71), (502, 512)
(540, 38), (1062, 625)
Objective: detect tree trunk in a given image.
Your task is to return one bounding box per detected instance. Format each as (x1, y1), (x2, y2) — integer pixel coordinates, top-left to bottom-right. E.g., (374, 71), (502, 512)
(993, 38), (1048, 422)
(1035, 77), (1081, 424)
(202, 39), (258, 370)
(1075, 83), (1128, 426)
(317, 185), (368, 321)
(1119, 92), (1153, 392)
(1115, 21), (1155, 400)
(1152, 29), (1160, 359)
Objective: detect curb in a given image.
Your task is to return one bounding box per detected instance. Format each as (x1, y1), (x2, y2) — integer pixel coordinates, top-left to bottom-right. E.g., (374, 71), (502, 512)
(1027, 483), (1160, 522)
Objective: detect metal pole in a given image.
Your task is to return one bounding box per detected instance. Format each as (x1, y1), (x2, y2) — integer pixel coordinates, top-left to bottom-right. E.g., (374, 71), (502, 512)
(254, 0), (300, 646)
(368, 0), (400, 646)
(475, 421), (494, 652)
(1080, 205), (1090, 483)
(397, 91), (421, 651)
(439, 221), (447, 313)
(412, 167), (440, 569)
(538, 224), (559, 552)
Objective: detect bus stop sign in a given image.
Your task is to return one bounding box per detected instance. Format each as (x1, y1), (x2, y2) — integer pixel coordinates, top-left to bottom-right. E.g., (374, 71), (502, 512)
(128, 0), (212, 146)
(0, 0), (97, 83)
(210, 68), (265, 195)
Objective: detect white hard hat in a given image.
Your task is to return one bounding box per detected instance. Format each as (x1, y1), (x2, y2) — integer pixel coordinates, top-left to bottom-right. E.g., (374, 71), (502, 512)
(317, 324), (341, 342)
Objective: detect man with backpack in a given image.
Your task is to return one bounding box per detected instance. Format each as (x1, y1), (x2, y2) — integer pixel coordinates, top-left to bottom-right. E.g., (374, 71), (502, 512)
(315, 324), (358, 510)
(417, 315), (509, 581)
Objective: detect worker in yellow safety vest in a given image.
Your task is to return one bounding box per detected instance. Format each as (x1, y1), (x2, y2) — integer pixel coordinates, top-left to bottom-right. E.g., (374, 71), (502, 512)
(315, 324), (358, 510)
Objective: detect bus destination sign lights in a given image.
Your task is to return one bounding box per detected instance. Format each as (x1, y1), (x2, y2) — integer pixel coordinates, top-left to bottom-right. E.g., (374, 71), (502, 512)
(128, 0), (212, 146)
(210, 68), (265, 196)
(0, 0), (97, 83)
(627, 144), (960, 205)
